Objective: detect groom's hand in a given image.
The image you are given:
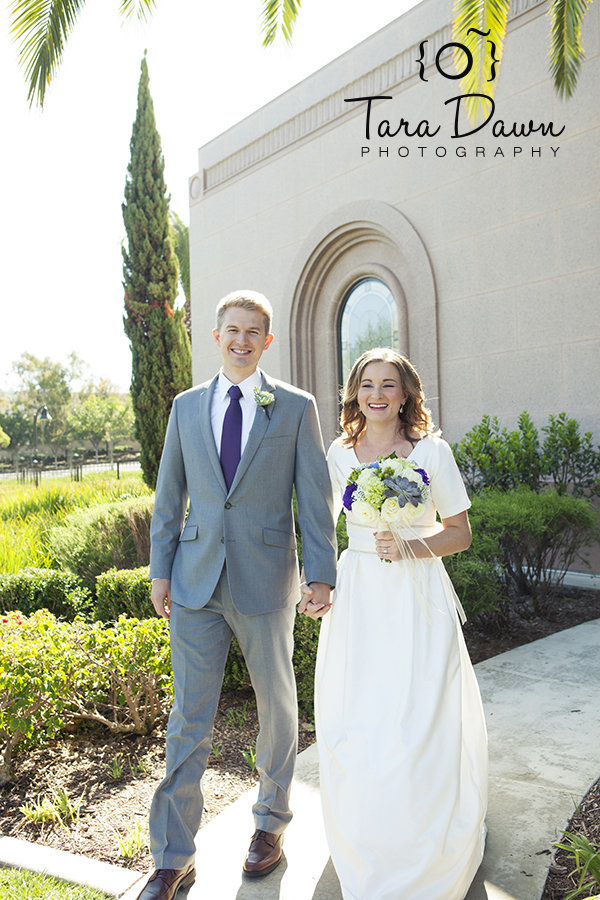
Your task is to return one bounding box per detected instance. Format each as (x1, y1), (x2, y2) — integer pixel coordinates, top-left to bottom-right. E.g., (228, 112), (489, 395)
(151, 578), (172, 619)
(298, 581), (332, 619)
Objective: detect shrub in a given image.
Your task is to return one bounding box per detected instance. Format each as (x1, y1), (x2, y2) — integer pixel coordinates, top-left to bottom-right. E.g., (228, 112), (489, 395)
(542, 413), (600, 497)
(0, 611), (173, 780)
(446, 488), (600, 623)
(0, 611), (73, 783)
(48, 496), (154, 592)
(453, 412), (543, 493)
(293, 614), (321, 717)
(63, 616), (172, 736)
(0, 568), (91, 619)
(94, 567), (151, 622)
(453, 411), (600, 497)
(444, 554), (511, 630)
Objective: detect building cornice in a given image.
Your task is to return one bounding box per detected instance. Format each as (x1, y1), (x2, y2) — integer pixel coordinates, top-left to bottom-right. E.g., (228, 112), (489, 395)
(193, 0), (546, 198)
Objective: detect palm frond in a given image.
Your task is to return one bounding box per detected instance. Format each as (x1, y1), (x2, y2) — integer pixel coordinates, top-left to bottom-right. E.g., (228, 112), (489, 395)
(118, 0), (156, 23)
(261, 0), (301, 47)
(10, 0), (86, 107)
(549, 0), (592, 99)
(451, 0), (510, 123)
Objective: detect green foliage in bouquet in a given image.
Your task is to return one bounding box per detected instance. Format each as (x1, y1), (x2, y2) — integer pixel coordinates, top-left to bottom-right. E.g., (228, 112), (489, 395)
(94, 567), (151, 622)
(49, 496), (154, 592)
(0, 568), (91, 619)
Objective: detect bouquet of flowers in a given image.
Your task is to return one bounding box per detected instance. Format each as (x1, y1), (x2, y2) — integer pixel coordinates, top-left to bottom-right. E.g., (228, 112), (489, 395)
(343, 452), (431, 529)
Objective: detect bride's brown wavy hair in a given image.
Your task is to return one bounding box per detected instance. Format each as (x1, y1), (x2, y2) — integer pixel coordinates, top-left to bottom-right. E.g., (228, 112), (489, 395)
(340, 348), (438, 447)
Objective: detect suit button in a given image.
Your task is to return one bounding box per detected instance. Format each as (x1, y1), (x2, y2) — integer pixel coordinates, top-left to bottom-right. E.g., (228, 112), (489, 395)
(221, 537), (225, 543)
(224, 502), (232, 509)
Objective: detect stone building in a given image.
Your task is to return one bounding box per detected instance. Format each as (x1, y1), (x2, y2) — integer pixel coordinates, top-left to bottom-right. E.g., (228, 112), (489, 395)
(187, 0), (599, 449)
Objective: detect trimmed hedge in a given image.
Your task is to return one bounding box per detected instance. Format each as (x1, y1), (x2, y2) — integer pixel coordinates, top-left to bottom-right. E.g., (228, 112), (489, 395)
(0, 568), (91, 619)
(95, 567), (151, 622)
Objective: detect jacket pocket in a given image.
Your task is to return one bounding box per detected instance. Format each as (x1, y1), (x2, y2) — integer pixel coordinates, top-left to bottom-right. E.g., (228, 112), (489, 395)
(179, 524), (198, 542)
(263, 527), (296, 550)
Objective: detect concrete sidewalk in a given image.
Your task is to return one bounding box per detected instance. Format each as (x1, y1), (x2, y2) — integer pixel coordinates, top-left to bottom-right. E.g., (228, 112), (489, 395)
(1, 618), (599, 900)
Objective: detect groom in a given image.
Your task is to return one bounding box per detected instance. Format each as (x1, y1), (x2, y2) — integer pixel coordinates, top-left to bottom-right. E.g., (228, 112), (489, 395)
(140, 290), (337, 900)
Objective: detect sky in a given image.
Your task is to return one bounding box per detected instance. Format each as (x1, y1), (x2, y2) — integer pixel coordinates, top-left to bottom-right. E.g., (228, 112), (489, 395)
(0, 0), (421, 394)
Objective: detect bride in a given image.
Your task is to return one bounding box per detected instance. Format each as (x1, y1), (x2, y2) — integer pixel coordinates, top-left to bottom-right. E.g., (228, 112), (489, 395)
(300, 348), (487, 900)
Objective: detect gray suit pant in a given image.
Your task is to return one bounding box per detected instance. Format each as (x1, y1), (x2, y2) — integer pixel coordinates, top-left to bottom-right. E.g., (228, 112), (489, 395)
(149, 568), (298, 869)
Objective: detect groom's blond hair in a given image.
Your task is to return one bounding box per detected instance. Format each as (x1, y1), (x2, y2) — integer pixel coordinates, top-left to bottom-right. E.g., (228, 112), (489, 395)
(215, 290), (273, 335)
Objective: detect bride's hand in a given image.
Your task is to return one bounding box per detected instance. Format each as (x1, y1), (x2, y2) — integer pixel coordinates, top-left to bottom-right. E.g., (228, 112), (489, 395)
(298, 581), (332, 619)
(374, 530), (400, 562)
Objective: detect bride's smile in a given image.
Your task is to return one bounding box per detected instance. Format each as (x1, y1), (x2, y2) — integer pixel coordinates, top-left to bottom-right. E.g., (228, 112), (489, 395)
(357, 361), (408, 425)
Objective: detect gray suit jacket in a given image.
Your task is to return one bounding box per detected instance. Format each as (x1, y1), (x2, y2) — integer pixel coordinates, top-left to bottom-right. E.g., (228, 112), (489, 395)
(149, 372), (337, 614)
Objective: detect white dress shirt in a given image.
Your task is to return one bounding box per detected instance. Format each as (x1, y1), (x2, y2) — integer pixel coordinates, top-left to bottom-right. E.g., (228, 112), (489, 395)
(211, 368), (264, 456)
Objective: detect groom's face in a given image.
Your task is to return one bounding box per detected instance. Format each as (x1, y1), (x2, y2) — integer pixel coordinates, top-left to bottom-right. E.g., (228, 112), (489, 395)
(213, 307), (274, 383)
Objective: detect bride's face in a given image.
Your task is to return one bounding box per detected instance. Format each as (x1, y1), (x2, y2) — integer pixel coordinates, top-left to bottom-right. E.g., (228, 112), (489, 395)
(357, 362), (408, 426)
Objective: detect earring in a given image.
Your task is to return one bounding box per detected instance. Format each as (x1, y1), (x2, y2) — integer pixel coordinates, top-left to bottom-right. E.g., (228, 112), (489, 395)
(399, 404), (404, 415)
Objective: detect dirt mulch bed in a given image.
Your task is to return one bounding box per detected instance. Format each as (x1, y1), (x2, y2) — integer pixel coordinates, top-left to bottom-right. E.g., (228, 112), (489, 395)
(0, 690), (316, 872)
(1, 585), (599, 877)
(541, 776), (600, 899)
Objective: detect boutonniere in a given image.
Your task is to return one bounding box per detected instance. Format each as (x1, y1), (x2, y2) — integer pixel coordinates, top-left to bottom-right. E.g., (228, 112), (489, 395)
(254, 387), (275, 407)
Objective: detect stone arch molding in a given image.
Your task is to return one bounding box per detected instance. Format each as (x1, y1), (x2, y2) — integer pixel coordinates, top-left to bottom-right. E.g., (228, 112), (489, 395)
(282, 201), (440, 445)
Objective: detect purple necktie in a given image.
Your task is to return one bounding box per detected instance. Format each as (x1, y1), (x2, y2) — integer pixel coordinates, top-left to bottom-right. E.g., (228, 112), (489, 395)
(220, 385), (243, 490)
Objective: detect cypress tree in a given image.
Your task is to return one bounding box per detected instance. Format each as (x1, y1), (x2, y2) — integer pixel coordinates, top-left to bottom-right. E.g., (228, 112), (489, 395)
(122, 53), (192, 489)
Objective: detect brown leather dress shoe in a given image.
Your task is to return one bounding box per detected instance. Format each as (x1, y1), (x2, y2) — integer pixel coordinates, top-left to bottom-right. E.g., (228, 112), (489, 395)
(137, 863), (196, 900)
(243, 829), (283, 877)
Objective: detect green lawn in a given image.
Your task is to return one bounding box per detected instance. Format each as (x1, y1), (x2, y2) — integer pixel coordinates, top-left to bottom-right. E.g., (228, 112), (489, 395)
(0, 868), (111, 899)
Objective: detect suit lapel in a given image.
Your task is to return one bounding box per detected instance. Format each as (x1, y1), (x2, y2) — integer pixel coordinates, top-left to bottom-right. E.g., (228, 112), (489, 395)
(199, 375), (228, 493)
(228, 374), (276, 494)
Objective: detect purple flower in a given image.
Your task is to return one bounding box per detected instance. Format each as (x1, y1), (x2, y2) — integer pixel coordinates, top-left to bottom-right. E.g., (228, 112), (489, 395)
(415, 467), (430, 485)
(343, 483), (357, 510)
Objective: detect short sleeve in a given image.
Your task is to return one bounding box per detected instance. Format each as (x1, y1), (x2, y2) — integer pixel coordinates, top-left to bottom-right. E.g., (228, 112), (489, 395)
(428, 439), (471, 519)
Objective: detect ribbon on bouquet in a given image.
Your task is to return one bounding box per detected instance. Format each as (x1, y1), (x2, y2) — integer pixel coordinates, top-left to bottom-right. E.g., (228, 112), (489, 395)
(379, 520), (467, 626)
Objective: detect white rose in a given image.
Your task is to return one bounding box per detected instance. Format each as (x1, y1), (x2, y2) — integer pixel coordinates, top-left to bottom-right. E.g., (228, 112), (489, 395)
(350, 500), (380, 527)
(380, 497), (403, 523)
(388, 458), (405, 477)
(357, 468), (374, 486)
(403, 467), (420, 483)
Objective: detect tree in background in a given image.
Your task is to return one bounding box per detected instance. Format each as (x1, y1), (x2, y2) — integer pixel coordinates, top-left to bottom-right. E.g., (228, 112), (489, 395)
(69, 395), (134, 464)
(0, 425), (9, 450)
(171, 212), (191, 342)
(122, 55), (192, 490)
(11, 352), (85, 463)
(0, 408), (32, 466)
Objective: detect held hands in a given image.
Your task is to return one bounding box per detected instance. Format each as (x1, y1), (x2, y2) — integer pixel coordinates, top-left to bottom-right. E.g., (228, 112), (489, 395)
(298, 581), (333, 619)
(374, 530), (401, 562)
(151, 578), (171, 619)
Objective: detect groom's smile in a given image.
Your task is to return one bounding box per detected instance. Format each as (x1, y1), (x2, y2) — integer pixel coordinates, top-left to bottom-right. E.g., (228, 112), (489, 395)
(213, 308), (274, 382)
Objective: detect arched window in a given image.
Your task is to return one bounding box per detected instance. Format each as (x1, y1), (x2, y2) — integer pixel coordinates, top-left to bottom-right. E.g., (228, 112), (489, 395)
(339, 278), (399, 384)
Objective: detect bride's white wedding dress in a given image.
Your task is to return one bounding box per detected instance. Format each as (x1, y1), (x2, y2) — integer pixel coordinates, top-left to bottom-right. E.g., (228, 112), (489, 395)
(315, 436), (488, 900)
